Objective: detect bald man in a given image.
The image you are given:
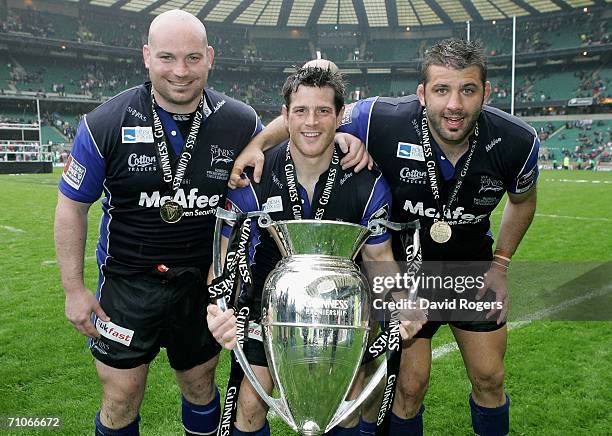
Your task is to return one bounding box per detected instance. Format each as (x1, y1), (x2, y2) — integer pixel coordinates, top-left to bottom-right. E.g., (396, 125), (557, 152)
(302, 58), (340, 72)
(55, 10), (263, 435)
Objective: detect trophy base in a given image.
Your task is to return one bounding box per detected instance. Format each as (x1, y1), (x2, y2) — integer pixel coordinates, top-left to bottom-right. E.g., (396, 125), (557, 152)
(301, 420), (321, 436)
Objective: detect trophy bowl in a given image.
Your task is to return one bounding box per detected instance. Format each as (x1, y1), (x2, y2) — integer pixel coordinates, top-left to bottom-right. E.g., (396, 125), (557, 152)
(261, 220), (371, 435)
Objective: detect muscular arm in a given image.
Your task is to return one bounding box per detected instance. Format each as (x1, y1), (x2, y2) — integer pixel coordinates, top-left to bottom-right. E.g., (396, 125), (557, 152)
(55, 192), (90, 291)
(495, 185), (537, 256)
(54, 192), (108, 338)
(478, 185), (537, 323)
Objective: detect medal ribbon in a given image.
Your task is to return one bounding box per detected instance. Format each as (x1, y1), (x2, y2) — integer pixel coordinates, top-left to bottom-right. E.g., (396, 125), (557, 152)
(150, 89), (204, 197)
(421, 108), (479, 223)
(283, 142), (342, 220)
(207, 214), (254, 436)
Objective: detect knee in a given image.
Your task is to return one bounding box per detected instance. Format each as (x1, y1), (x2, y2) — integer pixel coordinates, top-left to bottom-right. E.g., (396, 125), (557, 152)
(178, 359), (219, 404)
(101, 381), (144, 424)
(393, 371), (429, 416)
(236, 390), (268, 430)
(471, 367), (505, 396)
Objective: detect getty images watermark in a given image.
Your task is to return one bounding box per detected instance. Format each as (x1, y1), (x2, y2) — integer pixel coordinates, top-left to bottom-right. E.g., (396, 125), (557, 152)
(362, 261), (612, 322)
(363, 261), (502, 322)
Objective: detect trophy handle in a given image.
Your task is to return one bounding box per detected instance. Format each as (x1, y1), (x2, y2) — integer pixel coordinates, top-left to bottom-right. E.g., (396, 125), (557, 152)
(212, 208), (299, 431)
(324, 359), (387, 433)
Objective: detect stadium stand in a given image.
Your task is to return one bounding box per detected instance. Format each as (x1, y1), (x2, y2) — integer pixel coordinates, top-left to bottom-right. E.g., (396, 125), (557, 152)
(0, 0), (609, 168)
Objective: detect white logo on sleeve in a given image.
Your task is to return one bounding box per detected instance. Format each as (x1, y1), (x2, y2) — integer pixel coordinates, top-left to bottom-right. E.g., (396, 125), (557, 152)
(122, 126), (154, 143)
(96, 319), (134, 346)
(62, 155), (86, 190)
(515, 167), (537, 193)
(263, 196), (283, 213)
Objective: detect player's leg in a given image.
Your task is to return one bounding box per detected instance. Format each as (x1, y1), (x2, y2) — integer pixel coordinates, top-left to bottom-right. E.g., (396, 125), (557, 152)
(95, 361), (148, 435)
(175, 355), (222, 436)
(235, 365), (274, 435)
(451, 325), (509, 436)
(91, 272), (164, 435)
(167, 268), (223, 436)
(324, 367), (364, 436)
(388, 337), (432, 435)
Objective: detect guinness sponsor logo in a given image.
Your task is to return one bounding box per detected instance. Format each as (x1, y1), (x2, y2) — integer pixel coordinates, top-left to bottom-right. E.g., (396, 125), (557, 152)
(219, 386), (237, 436)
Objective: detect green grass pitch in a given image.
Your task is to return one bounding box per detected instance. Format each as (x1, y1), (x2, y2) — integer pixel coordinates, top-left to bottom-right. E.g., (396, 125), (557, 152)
(0, 169), (610, 435)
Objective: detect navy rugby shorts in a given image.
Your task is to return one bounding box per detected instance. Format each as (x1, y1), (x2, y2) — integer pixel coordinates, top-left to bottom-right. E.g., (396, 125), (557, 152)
(89, 267), (221, 370)
(414, 263), (506, 339)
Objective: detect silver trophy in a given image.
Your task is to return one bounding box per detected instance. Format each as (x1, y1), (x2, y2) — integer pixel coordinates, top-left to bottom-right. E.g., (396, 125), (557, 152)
(213, 209), (414, 435)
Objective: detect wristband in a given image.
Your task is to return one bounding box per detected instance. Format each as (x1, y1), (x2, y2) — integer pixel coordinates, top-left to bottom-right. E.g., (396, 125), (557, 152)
(494, 248), (513, 262)
(491, 261), (509, 272)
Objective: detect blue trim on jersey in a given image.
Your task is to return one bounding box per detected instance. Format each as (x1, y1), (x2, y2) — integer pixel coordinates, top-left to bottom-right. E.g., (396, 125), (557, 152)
(156, 107), (185, 155)
(59, 117), (105, 203)
(361, 174), (392, 245)
(96, 180), (113, 269)
(254, 118), (264, 137)
(222, 182), (260, 264)
(338, 98), (376, 144)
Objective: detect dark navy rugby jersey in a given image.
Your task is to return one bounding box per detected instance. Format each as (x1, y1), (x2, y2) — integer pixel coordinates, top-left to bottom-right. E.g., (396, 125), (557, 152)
(222, 142), (392, 292)
(339, 96), (539, 260)
(59, 83), (262, 272)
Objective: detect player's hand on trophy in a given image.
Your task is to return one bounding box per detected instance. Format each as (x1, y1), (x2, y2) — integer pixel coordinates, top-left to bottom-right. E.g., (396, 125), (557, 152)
(477, 266), (509, 324)
(335, 132), (373, 172)
(206, 304), (238, 350)
(229, 145), (265, 189)
(65, 287), (109, 338)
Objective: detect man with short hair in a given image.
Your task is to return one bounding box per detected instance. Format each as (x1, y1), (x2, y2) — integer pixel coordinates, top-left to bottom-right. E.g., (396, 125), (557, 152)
(54, 10), (263, 435)
(237, 39), (539, 436)
(207, 66), (424, 436)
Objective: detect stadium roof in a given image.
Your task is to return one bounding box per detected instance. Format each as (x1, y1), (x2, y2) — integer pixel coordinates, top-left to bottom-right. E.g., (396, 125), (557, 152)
(75, 0), (606, 28)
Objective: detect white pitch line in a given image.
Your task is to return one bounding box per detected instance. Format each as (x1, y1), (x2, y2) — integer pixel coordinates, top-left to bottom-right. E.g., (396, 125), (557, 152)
(432, 285), (612, 360)
(42, 256), (96, 265)
(491, 211), (612, 222)
(534, 213), (612, 222)
(544, 178), (612, 184)
(0, 225), (26, 233)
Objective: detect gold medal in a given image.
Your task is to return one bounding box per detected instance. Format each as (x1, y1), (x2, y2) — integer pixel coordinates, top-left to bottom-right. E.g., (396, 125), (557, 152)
(430, 220), (452, 244)
(160, 201), (183, 224)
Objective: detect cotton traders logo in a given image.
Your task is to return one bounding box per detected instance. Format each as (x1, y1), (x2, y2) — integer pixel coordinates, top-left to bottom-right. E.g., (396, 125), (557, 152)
(127, 153), (157, 172)
(399, 168), (427, 184)
(210, 144), (234, 166)
(478, 176), (504, 194)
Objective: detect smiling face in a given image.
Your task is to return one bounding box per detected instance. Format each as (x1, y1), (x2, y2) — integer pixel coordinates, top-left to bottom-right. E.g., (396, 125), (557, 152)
(283, 85), (343, 161)
(143, 11), (214, 113)
(417, 65), (491, 148)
